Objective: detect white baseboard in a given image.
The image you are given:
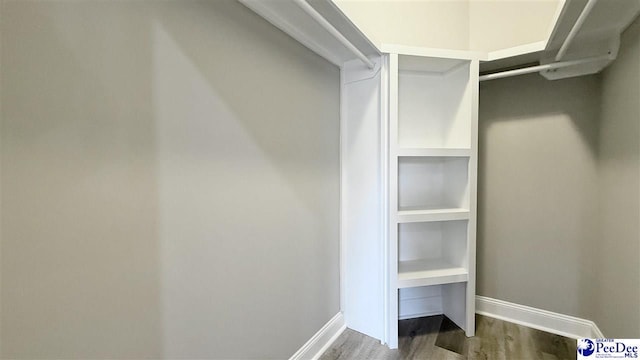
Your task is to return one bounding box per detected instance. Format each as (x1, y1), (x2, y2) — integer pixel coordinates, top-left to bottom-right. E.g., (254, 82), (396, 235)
(290, 312), (346, 360)
(476, 296), (604, 339)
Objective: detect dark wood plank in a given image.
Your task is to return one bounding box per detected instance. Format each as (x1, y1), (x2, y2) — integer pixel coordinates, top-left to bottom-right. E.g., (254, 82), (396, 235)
(319, 314), (577, 360)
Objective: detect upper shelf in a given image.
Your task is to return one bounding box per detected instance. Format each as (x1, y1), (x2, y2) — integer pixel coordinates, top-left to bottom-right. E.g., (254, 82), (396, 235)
(241, 0), (640, 79)
(239, 0), (379, 68)
(481, 0), (640, 76)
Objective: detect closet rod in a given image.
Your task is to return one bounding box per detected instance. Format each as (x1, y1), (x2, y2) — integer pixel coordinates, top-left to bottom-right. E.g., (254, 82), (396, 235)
(479, 55), (610, 82)
(292, 0), (375, 69)
(555, 0), (598, 61)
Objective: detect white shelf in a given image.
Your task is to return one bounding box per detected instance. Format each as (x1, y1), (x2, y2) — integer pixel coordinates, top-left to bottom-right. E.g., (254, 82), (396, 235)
(396, 208), (469, 223)
(398, 258), (468, 288)
(239, 0), (380, 68)
(397, 148), (471, 157)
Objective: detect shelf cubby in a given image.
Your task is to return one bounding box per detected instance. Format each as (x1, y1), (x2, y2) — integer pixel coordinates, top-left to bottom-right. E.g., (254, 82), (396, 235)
(397, 220), (468, 288)
(398, 156), (469, 212)
(398, 55), (472, 149)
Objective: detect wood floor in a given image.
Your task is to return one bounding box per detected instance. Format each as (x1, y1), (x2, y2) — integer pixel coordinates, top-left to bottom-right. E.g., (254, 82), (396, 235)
(320, 315), (577, 360)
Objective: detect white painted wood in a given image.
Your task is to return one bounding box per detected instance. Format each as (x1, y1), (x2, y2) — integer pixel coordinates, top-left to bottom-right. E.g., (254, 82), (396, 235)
(342, 58), (381, 84)
(380, 44), (484, 61)
(398, 221), (468, 266)
(386, 49), (478, 342)
(387, 53), (400, 349)
(341, 57), (385, 341)
(398, 157), (470, 211)
(342, 46), (478, 349)
(239, 0), (379, 68)
(399, 55), (467, 73)
(476, 296), (605, 340)
(399, 285), (443, 320)
(480, 0), (639, 78)
(398, 260), (468, 288)
(398, 148), (471, 157)
(380, 54), (391, 348)
(443, 282), (468, 332)
(465, 59), (480, 338)
(239, 0), (343, 67)
(289, 312), (346, 360)
(483, 41), (548, 61)
(398, 62), (471, 149)
(397, 208), (470, 223)
(292, 0), (374, 68)
(555, 0), (599, 61)
(398, 298), (443, 320)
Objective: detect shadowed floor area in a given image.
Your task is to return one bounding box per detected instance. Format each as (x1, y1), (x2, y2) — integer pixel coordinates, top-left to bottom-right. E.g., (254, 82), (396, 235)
(320, 314), (577, 360)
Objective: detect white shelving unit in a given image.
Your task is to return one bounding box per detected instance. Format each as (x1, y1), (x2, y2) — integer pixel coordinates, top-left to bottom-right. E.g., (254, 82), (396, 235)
(338, 46), (478, 349)
(387, 48), (479, 348)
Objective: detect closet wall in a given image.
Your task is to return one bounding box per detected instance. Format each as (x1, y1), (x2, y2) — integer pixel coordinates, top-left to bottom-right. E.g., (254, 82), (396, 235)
(595, 15), (640, 338)
(479, 15), (640, 337)
(0, 1), (340, 358)
(477, 74), (601, 320)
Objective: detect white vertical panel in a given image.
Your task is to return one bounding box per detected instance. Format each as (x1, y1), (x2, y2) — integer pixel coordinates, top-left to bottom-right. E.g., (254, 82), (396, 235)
(466, 59), (480, 337)
(380, 54), (390, 347)
(341, 57), (384, 341)
(398, 286), (443, 319)
(387, 53), (400, 349)
(442, 282), (467, 330)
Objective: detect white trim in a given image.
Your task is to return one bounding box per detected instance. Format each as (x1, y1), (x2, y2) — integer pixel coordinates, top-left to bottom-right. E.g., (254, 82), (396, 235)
(379, 54), (390, 347)
(290, 312), (346, 360)
(544, 0), (569, 50)
(483, 41), (547, 61)
(476, 296), (604, 339)
(555, 0), (599, 61)
(380, 44), (484, 60)
(398, 310), (442, 321)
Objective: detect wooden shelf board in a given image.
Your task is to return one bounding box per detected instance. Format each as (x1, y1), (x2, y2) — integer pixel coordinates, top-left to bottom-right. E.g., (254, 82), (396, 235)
(398, 258), (468, 288)
(396, 208), (469, 223)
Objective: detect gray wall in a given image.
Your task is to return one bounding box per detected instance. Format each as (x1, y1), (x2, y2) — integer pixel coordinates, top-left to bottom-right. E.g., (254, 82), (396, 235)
(0, 1), (340, 358)
(478, 17), (640, 337)
(595, 16), (640, 337)
(477, 74), (601, 320)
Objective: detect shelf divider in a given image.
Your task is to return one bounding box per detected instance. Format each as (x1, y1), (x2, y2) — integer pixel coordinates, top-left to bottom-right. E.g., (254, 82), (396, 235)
(396, 208), (469, 223)
(398, 258), (468, 288)
(397, 148), (471, 157)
